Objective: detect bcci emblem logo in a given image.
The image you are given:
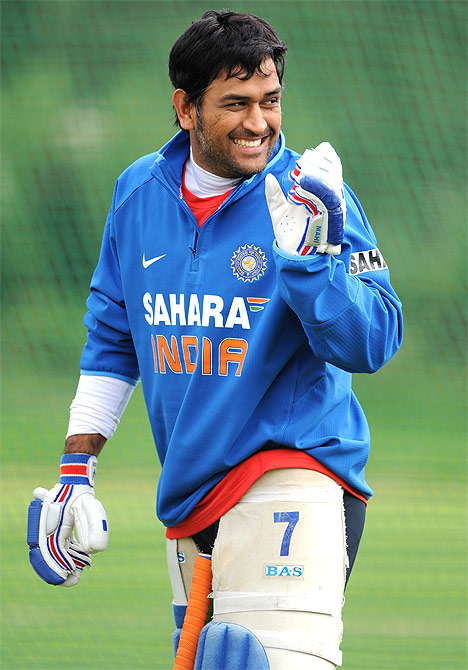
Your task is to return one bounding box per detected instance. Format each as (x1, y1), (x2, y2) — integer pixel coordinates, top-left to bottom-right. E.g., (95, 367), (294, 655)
(231, 244), (267, 283)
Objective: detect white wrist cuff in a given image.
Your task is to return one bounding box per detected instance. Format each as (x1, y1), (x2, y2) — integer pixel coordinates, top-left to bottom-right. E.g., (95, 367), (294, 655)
(67, 374), (135, 440)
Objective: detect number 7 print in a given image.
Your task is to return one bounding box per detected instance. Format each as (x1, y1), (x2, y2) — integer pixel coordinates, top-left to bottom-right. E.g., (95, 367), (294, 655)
(273, 511), (300, 556)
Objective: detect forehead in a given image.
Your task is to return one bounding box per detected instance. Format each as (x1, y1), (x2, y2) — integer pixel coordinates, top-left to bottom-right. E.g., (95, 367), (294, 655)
(207, 58), (281, 99)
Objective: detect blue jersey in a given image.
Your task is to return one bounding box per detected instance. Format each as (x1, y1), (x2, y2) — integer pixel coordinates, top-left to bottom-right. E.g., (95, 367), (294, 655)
(80, 130), (403, 527)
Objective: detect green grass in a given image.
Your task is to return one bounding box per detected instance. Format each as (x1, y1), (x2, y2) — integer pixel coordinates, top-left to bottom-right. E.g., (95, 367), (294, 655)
(2, 468), (173, 669)
(2, 381), (174, 669)
(1, 368), (466, 669)
(2, 1), (466, 666)
(342, 476), (467, 669)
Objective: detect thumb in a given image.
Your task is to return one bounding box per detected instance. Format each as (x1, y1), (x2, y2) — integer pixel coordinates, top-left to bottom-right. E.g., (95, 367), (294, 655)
(265, 173), (287, 213)
(33, 487), (50, 501)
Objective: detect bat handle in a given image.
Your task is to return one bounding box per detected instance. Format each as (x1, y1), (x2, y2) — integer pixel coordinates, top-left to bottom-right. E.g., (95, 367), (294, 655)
(173, 553), (212, 670)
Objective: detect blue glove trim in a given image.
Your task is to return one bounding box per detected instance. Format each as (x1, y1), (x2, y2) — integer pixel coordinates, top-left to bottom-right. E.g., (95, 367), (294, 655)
(299, 175), (344, 246)
(27, 499), (42, 547)
(327, 209), (345, 245)
(28, 499), (66, 585)
(299, 175), (341, 210)
(61, 453), (92, 464)
(29, 547), (65, 585)
(59, 475), (91, 485)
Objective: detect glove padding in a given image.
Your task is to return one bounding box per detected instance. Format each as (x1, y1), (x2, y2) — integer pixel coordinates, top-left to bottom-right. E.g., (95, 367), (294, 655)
(265, 141), (346, 256)
(27, 454), (108, 586)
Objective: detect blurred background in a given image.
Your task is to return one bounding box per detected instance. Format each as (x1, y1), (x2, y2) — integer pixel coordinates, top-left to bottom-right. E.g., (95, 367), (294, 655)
(1, 1), (466, 668)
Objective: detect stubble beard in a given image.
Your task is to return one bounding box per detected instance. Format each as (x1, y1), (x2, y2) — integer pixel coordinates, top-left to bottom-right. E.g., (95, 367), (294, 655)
(194, 109), (277, 179)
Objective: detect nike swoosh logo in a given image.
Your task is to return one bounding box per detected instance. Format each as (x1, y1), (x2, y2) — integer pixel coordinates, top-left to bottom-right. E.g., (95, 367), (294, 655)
(142, 253), (166, 268)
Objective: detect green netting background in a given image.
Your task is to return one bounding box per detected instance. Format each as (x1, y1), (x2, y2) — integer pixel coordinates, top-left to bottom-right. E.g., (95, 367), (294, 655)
(1, 1), (466, 669)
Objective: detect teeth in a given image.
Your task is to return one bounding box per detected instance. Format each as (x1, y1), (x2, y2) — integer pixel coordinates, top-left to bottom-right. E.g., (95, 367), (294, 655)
(233, 138), (262, 147)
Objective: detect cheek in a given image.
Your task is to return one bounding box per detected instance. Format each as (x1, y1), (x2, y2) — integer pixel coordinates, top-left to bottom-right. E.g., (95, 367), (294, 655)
(269, 109), (282, 130)
(204, 111), (231, 134)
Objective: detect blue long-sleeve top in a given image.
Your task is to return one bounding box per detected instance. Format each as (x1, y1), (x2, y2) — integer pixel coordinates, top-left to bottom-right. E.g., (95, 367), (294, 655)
(80, 130), (403, 527)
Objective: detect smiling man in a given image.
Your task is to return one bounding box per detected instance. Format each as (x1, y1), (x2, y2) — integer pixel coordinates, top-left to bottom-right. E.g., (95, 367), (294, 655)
(173, 58), (282, 178)
(27, 10), (403, 670)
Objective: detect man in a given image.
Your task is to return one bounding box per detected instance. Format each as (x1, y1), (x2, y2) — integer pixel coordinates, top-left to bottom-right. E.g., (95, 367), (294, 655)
(27, 10), (403, 669)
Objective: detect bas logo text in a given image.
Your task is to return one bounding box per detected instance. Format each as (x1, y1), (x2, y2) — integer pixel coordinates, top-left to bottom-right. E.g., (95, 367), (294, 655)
(264, 564), (304, 578)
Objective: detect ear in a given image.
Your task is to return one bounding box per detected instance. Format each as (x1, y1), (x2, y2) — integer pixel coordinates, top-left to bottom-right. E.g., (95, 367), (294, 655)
(172, 89), (196, 131)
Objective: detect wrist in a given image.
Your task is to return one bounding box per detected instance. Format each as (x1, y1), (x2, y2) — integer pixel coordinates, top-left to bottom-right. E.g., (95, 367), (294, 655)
(273, 241), (328, 262)
(60, 453), (97, 487)
(65, 433), (106, 456)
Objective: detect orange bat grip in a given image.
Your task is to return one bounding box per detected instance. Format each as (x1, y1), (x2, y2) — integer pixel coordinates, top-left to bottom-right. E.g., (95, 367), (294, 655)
(173, 553), (213, 670)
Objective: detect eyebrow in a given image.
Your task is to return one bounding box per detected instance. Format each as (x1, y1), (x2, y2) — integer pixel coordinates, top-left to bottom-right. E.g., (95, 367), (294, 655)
(219, 87), (283, 103)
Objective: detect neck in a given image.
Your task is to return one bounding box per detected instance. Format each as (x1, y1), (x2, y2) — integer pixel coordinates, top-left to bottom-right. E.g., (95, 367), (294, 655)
(185, 148), (242, 197)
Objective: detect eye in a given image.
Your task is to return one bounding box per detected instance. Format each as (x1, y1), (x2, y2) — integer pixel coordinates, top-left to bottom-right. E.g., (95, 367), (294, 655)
(263, 97), (280, 107)
(224, 101), (247, 109)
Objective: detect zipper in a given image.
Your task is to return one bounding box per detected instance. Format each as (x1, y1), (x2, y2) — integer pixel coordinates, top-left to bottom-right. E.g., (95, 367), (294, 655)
(152, 176), (201, 260)
(183, 182), (243, 261)
(189, 227), (198, 258)
(152, 172), (245, 261)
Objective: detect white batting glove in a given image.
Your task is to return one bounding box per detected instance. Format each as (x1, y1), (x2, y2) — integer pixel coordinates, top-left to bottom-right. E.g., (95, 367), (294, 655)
(27, 454), (108, 586)
(265, 142), (346, 256)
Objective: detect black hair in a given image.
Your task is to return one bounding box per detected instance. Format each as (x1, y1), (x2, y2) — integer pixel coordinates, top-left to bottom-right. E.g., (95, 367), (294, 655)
(169, 10), (287, 127)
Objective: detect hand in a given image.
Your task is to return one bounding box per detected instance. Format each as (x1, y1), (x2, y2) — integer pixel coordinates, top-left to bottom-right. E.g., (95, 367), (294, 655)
(27, 454), (109, 586)
(265, 142), (346, 256)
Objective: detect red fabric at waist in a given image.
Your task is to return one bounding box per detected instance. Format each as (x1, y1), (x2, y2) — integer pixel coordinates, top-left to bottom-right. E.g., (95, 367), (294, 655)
(166, 449), (367, 539)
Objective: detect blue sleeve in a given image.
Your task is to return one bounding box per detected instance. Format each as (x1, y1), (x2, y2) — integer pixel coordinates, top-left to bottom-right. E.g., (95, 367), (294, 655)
(273, 184), (403, 374)
(79, 190), (140, 384)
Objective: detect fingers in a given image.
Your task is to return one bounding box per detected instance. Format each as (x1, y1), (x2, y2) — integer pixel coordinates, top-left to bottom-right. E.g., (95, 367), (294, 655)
(299, 175), (342, 212)
(72, 496), (109, 553)
(297, 143), (343, 189)
(69, 537), (92, 570)
(297, 143), (346, 234)
(60, 570), (83, 588)
(313, 141), (340, 163)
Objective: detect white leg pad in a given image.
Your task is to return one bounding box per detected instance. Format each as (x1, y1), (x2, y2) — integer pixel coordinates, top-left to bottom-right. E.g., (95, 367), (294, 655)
(211, 469), (348, 669)
(166, 536), (200, 654)
(166, 536), (199, 603)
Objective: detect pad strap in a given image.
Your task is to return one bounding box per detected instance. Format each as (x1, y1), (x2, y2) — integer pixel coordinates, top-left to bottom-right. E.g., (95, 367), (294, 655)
(253, 629), (343, 666)
(239, 483), (342, 504)
(213, 591), (343, 618)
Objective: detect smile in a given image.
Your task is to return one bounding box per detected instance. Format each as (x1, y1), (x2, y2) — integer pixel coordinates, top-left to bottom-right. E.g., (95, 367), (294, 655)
(232, 138), (264, 148)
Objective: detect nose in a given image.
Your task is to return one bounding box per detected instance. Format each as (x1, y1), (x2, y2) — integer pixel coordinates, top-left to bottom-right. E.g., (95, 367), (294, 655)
(243, 104), (268, 135)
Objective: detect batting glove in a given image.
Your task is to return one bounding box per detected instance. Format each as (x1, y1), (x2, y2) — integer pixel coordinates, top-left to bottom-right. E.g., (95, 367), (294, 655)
(265, 142), (346, 256)
(27, 453), (109, 586)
